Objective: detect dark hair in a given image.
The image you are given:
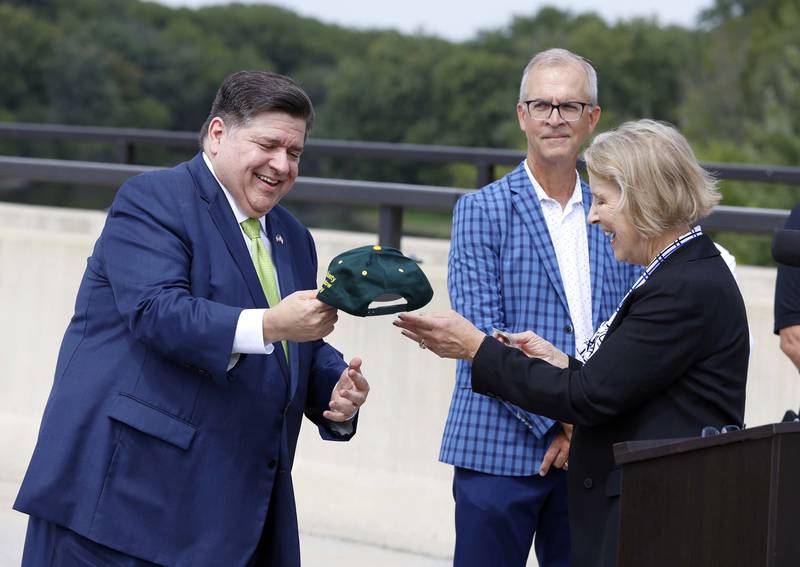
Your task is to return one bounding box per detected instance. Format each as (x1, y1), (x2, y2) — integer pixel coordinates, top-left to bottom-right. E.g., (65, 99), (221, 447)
(199, 70), (315, 147)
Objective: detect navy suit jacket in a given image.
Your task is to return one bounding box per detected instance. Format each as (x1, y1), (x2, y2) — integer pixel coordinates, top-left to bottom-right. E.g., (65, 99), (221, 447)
(15, 153), (352, 566)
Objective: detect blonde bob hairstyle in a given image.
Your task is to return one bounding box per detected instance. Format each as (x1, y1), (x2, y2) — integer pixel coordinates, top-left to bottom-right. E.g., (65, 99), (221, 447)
(584, 119), (720, 240)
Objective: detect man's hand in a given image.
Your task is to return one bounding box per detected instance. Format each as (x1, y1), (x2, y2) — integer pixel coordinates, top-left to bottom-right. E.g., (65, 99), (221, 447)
(561, 422), (573, 442)
(262, 290), (338, 343)
(324, 357), (370, 422)
(540, 422), (572, 476)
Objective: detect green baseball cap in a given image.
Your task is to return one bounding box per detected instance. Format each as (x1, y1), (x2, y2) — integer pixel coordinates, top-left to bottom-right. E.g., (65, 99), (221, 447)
(317, 245), (434, 317)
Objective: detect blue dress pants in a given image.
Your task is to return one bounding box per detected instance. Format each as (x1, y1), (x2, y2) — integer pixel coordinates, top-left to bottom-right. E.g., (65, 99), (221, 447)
(453, 466), (571, 567)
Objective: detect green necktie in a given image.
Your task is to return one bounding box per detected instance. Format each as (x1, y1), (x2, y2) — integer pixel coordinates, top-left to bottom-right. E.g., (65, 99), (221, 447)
(241, 218), (288, 362)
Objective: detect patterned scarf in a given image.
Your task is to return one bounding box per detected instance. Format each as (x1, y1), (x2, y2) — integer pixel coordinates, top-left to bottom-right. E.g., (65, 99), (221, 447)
(576, 226), (703, 362)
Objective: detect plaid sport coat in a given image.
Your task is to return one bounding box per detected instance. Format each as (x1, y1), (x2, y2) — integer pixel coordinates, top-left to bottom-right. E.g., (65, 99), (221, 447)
(440, 162), (640, 476)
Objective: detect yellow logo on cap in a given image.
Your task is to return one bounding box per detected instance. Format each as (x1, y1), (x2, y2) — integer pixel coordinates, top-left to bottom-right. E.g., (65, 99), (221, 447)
(320, 272), (336, 292)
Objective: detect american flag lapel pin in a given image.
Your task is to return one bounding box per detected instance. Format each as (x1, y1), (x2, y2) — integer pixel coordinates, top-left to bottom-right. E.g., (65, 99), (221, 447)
(275, 234), (284, 244)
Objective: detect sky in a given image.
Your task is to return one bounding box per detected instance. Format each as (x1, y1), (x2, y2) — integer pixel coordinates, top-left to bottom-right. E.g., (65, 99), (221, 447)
(154, 0), (715, 42)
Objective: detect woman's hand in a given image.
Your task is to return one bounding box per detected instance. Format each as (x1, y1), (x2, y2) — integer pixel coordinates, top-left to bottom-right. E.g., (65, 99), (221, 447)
(394, 310), (486, 361)
(497, 330), (569, 369)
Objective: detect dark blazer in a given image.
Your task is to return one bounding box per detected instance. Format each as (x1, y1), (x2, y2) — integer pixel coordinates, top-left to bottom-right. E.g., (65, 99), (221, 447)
(14, 153), (352, 567)
(471, 234), (749, 567)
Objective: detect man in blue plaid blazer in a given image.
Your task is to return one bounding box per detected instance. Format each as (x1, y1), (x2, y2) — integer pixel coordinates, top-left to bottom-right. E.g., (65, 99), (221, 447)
(441, 49), (640, 566)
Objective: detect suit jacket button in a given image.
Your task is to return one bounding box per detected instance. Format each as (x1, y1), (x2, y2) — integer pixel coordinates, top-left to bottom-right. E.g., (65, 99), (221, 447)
(267, 459), (277, 470)
(564, 324), (574, 334)
(583, 478), (593, 489)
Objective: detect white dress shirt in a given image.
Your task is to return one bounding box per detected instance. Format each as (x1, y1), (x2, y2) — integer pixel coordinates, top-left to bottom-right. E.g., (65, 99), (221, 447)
(524, 161), (593, 353)
(202, 152), (275, 358)
(203, 154), (354, 428)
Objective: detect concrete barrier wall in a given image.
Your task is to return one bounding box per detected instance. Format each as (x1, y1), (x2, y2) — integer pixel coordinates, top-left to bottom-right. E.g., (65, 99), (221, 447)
(1, 202), (799, 561)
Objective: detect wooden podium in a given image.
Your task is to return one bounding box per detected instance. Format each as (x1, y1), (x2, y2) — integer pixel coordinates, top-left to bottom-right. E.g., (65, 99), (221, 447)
(613, 422), (800, 567)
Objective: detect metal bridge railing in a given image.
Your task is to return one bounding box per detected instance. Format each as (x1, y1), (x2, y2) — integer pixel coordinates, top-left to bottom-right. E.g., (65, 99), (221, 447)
(0, 155), (789, 249)
(3, 122), (800, 188)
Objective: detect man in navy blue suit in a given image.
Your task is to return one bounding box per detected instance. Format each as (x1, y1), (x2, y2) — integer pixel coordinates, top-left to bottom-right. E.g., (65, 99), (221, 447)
(15, 71), (370, 566)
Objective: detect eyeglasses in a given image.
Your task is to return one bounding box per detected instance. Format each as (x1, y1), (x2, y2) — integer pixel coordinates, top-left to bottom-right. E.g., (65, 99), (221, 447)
(700, 424), (742, 438)
(523, 99), (592, 122)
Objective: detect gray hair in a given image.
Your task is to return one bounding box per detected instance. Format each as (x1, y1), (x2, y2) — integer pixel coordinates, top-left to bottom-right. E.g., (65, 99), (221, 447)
(519, 48), (598, 105)
(584, 119), (720, 239)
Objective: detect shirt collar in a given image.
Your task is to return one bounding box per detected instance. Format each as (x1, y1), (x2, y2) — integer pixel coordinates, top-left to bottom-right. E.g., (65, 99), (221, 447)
(523, 160), (583, 210)
(643, 226), (703, 275)
(202, 152), (265, 231)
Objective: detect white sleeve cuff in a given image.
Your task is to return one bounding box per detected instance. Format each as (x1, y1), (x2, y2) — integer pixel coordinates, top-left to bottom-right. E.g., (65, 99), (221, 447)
(233, 309), (275, 355)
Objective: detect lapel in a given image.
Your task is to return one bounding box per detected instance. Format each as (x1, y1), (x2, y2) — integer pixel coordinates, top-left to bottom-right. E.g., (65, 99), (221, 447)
(509, 163), (570, 316)
(188, 154), (267, 309)
(187, 153), (291, 385)
(582, 180), (607, 329)
(265, 211), (297, 396)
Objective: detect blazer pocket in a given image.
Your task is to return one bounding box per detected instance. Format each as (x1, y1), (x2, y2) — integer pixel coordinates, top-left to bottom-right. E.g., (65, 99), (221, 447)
(108, 394), (197, 450)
